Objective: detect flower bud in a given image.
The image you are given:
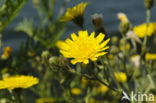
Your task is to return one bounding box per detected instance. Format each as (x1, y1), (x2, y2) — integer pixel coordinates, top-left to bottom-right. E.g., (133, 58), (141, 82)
(91, 13), (107, 39)
(0, 4), (6, 12)
(120, 21), (131, 34)
(111, 36), (118, 45)
(41, 51), (50, 60)
(117, 13), (132, 34)
(0, 98), (9, 103)
(110, 45), (119, 54)
(49, 56), (58, 66)
(49, 56), (68, 71)
(1, 46), (12, 60)
(144, 0), (154, 9)
(41, 51), (50, 64)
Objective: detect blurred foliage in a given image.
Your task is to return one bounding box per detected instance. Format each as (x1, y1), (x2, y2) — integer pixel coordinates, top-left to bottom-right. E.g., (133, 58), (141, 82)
(0, 0), (156, 103)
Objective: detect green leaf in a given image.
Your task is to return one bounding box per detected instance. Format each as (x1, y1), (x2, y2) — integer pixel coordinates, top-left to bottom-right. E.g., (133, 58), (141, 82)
(15, 18), (34, 37)
(0, 0), (28, 32)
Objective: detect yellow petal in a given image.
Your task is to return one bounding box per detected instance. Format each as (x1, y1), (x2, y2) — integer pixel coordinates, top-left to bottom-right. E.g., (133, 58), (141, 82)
(83, 59), (89, 64)
(100, 46), (109, 51)
(71, 33), (78, 41)
(95, 52), (107, 57)
(91, 57), (97, 61)
(90, 32), (95, 38)
(56, 41), (70, 50)
(78, 30), (88, 38)
(100, 38), (110, 48)
(96, 33), (105, 43)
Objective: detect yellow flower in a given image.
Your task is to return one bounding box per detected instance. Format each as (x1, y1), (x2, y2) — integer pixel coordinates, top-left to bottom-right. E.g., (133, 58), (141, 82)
(1, 46), (12, 60)
(71, 88), (82, 95)
(88, 98), (100, 103)
(119, 39), (131, 51)
(93, 82), (109, 94)
(134, 23), (156, 38)
(56, 30), (110, 64)
(36, 98), (54, 103)
(108, 54), (114, 60)
(61, 2), (87, 22)
(114, 72), (127, 83)
(120, 43), (130, 51)
(145, 53), (156, 61)
(60, 2), (87, 28)
(0, 75), (39, 90)
(81, 76), (88, 86)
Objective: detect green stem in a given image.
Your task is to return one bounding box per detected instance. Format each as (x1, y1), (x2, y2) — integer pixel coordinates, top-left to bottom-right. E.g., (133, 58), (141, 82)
(140, 9), (151, 76)
(131, 39), (137, 53)
(12, 89), (23, 103)
(142, 9), (150, 56)
(122, 35), (128, 74)
(0, 33), (2, 52)
(93, 72), (122, 93)
(99, 57), (121, 90)
(68, 67), (122, 93)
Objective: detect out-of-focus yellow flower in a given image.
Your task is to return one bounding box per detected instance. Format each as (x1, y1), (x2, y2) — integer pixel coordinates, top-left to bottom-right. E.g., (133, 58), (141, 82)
(120, 43), (130, 51)
(60, 2), (87, 28)
(33, 0), (39, 4)
(93, 82), (109, 94)
(71, 88), (82, 95)
(56, 30), (110, 64)
(61, 2), (87, 22)
(111, 36), (118, 45)
(108, 54), (114, 60)
(117, 12), (129, 22)
(114, 72), (127, 83)
(119, 39), (131, 51)
(0, 75), (39, 90)
(1, 46), (12, 60)
(134, 23), (156, 38)
(81, 76), (88, 86)
(145, 53), (156, 61)
(36, 98), (54, 103)
(88, 98), (100, 103)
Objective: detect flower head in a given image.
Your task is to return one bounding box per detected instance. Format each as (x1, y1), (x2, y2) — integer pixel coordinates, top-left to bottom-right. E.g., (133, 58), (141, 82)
(56, 30), (110, 64)
(1, 46), (12, 60)
(114, 72), (127, 83)
(60, 2), (87, 28)
(144, 0), (154, 9)
(93, 82), (109, 94)
(0, 75), (39, 90)
(71, 88), (82, 95)
(119, 39), (131, 51)
(145, 53), (156, 61)
(36, 98), (54, 103)
(134, 23), (156, 38)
